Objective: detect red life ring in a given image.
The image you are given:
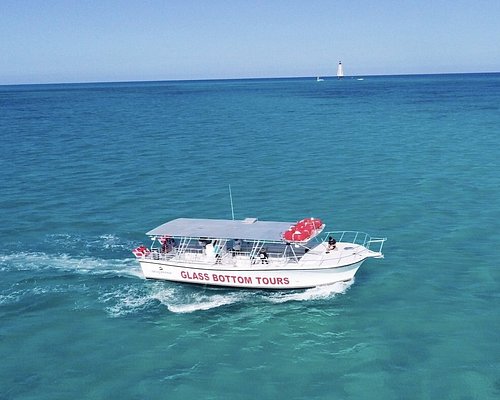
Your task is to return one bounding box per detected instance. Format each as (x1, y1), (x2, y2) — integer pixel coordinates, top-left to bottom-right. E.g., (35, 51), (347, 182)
(291, 230), (301, 241)
(310, 218), (323, 228)
(300, 229), (311, 241)
(284, 217), (323, 241)
(133, 245), (150, 257)
(283, 230), (294, 241)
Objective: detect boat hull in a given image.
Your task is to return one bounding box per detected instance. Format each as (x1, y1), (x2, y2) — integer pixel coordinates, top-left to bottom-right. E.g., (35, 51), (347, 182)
(139, 259), (366, 290)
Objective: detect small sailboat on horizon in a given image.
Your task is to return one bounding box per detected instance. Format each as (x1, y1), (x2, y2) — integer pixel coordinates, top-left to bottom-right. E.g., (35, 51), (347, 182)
(316, 76), (324, 82)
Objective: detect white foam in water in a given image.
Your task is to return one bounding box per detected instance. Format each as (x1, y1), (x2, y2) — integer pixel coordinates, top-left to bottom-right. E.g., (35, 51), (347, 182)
(166, 292), (248, 314)
(100, 284), (242, 316)
(100, 282), (256, 316)
(46, 233), (136, 252)
(100, 284), (175, 317)
(0, 283), (76, 306)
(98, 234), (131, 250)
(0, 251), (143, 278)
(267, 280), (354, 303)
(102, 280), (356, 316)
(0, 291), (22, 306)
(161, 282), (353, 313)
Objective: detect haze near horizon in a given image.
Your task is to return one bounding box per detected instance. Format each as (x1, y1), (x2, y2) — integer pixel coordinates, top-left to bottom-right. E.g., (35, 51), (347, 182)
(1, 0), (499, 85)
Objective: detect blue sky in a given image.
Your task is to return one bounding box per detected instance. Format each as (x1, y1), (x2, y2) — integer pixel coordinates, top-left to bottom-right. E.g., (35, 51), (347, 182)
(1, 0), (499, 84)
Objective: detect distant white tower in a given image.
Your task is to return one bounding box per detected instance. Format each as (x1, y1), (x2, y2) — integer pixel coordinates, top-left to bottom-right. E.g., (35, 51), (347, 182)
(337, 61), (344, 79)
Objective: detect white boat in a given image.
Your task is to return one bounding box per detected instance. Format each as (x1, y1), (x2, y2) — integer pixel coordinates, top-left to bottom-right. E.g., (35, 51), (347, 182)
(133, 217), (386, 290)
(337, 61), (344, 79)
(316, 76), (324, 82)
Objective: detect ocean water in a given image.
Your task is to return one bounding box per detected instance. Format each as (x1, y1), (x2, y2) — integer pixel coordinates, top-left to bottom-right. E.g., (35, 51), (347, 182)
(1, 74), (499, 399)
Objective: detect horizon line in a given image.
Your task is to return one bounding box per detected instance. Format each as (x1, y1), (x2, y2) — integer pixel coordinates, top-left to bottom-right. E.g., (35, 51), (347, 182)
(1, 70), (499, 87)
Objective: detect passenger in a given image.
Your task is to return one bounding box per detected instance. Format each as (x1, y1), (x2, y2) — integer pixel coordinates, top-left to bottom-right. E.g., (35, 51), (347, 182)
(259, 248), (269, 264)
(167, 237), (175, 252)
(232, 239), (242, 256)
(205, 240), (214, 257)
(199, 238), (208, 254)
(161, 236), (171, 253)
(326, 236), (337, 253)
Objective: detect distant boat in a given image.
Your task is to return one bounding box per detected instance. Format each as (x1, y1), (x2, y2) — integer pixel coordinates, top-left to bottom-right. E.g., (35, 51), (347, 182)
(337, 61), (344, 79)
(316, 76), (324, 82)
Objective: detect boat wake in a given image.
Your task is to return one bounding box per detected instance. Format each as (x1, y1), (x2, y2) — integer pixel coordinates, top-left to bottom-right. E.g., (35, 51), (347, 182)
(100, 280), (355, 316)
(165, 291), (248, 314)
(45, 233), (137, 253)
(0, 231), (354, 315)
(1, 233), (143, 278)
(99, 283), (254, 316)
(0, 250), (142, 278)
(0, 249), (144, 309)
(267, 280), (354, 304)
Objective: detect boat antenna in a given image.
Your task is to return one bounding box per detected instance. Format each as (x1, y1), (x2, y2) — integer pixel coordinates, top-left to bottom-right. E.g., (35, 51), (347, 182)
(228, 184), (235, 220)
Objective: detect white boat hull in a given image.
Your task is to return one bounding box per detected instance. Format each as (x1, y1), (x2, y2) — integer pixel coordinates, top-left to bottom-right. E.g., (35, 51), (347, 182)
(138, 243), (375, 289)
(139, 259), (365, 289)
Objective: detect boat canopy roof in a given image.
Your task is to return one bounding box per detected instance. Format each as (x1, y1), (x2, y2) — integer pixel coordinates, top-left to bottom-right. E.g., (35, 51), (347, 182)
(147, 218), (295, 242)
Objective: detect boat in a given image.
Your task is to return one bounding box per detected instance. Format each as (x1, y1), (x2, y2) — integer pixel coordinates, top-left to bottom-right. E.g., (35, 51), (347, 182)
(316, 76), (324, 82)
(337, 61), (344, 79)
(132, 217), (386, 290)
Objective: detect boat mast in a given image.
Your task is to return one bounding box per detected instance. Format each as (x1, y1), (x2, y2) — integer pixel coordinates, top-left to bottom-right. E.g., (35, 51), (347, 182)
(228, 184), (235, 220)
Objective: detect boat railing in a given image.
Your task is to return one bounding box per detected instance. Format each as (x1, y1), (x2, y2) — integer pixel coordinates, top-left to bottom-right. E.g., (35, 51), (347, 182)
(322, 231), (386, 256)
(365, 237), (386, 256)
(149, 247), (193, 261)
(145, 246), (295, 267)
(143, 231), (386, 266)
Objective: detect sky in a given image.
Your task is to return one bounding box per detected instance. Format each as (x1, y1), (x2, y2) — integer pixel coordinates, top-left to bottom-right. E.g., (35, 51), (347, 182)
(1, 0), (499, 84)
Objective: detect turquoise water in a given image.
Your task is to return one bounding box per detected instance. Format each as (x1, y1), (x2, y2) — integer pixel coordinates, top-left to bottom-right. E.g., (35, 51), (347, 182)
(1, 74), (499, 399)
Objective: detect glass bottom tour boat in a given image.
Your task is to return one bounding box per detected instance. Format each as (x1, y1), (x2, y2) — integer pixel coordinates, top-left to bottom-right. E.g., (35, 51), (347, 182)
(133, 217), (386, 290)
